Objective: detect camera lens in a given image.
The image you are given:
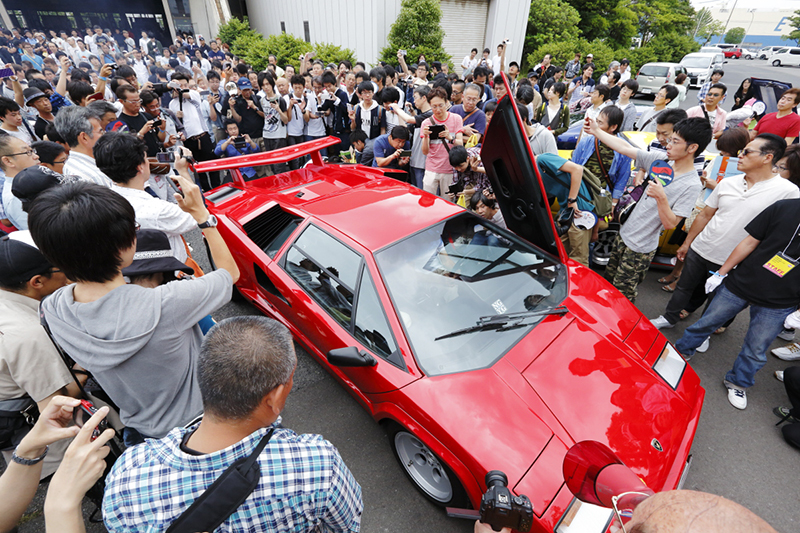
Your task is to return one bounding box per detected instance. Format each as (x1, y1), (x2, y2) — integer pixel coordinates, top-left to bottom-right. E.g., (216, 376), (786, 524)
(485, 470), (508, 488)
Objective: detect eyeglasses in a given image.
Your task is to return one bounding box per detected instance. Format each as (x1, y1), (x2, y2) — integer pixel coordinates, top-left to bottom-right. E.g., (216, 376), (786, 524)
(48, 268), (62, 274)
(739, 148), (766, 157)
(776, 164), (789, 172)
(52, 158), (68, 165)
(5, 148), (37, 157)
(666, 138), (685, 146)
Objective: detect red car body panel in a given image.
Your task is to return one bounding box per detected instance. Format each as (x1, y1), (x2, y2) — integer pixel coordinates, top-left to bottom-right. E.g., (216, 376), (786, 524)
(198, 77), (704, 531)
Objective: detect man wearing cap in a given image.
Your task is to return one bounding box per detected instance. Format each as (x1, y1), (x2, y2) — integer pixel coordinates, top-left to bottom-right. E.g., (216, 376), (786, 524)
(221, 76), (265, 141)
(196, 35), (211, 58)
(584, 53), (595, 70)
(0, 231), (77, 478)
(1, 135), (40, 229)
(24, 88), (54, 141)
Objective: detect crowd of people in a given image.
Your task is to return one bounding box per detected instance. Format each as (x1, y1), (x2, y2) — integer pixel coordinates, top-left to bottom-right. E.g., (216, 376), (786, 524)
(0, 19), (799, 533)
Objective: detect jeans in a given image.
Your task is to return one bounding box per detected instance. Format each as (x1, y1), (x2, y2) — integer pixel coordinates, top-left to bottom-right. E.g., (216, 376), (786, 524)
(675, 284), (796, 388)
(411, 167), (425, 189)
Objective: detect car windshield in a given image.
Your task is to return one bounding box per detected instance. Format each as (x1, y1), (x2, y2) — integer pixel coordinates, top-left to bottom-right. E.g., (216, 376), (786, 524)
(682, 57), (711, 68)
(639, 65), (668, 77)
(375, 212), (567, 376)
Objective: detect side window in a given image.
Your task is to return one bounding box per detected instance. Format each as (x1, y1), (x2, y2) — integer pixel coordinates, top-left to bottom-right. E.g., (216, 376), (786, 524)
(791, 49), (800, 56)
(284, 225), (362, 329)
(354, 269), (399, 361)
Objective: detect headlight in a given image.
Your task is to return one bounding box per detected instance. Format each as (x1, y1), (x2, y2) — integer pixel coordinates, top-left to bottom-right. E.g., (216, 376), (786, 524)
(555, 498), (613, 533)
(653, 343), (686, 389)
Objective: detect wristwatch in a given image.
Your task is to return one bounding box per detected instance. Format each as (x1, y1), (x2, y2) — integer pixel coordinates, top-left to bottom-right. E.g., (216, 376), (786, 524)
(11, 445), (49, 466)
(566, 197), (578, 204)
(198, 215), (218, 229)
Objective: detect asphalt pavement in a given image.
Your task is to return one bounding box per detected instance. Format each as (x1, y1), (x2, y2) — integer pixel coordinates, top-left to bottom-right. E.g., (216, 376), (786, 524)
(11, 57), (800, 533)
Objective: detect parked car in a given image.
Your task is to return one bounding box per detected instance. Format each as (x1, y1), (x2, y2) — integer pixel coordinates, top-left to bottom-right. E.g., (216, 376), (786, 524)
(742, 48), (759, 60)
(636, 62), (688, 96)
(771, 47), (800, 67)
(723, 47), (742, 59)
(758, 46), (786, 60)
(680, 52), (725, 87)
(193, 85), (705, 532)
(699, 46), (724, 54)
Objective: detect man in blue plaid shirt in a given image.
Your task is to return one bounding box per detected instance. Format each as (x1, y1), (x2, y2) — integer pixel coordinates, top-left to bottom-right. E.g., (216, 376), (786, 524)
(103, 316), (363, 532)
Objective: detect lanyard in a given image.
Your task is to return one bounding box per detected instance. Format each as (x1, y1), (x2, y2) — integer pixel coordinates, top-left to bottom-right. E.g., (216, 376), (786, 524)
(781, 220), (800, 261)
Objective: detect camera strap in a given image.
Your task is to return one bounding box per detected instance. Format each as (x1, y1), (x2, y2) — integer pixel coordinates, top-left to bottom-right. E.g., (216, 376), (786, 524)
(166, 427), (275, 533)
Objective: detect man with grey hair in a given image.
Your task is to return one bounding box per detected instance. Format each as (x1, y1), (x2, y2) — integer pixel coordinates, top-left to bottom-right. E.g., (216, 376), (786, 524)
(103, 316), (363, 532)
(56, 106), (112, 186)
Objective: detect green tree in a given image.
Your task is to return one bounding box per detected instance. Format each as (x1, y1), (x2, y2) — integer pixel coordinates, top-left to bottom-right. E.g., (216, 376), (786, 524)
(630, 0), (695, 46)
(312, 43), (358, 68)
(565, 0), (619, 40)
(783, 9), (800, 45)
(528, 37), (615, 79)
(522, 0), (580, 70)
(216, 17), (255, 47)
(606, 0), (639, 50)
(378, 0), (451, 66)
(646, 32), (699, 62)
(724, 27), (746, 44)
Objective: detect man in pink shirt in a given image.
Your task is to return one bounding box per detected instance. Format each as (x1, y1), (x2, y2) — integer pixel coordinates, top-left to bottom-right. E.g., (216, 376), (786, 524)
(686, 83), (727, 139)
(421, 86), (464, 196)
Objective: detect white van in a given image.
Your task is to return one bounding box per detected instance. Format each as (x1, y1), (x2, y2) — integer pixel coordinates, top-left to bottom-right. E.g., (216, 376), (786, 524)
(680, 52), (725, 87)
(771, 47), (800, 67)
(758, 46), (786, 60)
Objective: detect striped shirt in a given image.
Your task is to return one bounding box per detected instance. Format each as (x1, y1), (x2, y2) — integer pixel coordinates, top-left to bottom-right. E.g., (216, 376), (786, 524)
(103, 419), (363, 532)
(62, 151), (113, 187)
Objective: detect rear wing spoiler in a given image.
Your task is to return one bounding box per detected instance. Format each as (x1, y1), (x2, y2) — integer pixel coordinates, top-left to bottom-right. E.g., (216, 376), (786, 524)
(193, 135), (342, 187)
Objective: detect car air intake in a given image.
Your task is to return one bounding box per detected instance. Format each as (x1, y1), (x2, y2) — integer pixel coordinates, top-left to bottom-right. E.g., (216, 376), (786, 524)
(242, 205), (302, 258)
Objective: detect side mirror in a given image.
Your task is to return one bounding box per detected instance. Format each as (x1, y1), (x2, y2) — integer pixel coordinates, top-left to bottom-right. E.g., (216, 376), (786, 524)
(327, 346), (377, 367)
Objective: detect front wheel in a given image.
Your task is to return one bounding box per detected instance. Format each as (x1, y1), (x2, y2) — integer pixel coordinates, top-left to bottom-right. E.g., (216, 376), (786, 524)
(773, 59), (782, 67)
(386, 422), (470, 507)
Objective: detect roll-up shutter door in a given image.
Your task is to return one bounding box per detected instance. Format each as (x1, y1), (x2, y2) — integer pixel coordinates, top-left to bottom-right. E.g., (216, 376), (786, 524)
(439, 0), (489, 75)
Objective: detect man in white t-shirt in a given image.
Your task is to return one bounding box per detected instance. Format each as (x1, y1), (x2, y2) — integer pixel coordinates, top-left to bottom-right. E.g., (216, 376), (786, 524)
(651, 134), (798, 329)
(461, 48), (478, 75)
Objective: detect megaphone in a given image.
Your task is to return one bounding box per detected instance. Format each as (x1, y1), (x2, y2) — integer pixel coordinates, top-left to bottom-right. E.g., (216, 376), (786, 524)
(562, 441), (654, 527)
(225, 81), (238, 96)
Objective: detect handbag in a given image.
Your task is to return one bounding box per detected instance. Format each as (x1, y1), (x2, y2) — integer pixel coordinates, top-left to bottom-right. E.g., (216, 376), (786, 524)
(614, 175), (650, 224)
(166, 427), (275, 533)
(555, 206), (575, 236)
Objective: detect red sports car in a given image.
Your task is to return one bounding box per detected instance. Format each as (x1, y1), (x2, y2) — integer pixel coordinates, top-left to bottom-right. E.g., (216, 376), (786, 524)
(195, 88), (704, 533)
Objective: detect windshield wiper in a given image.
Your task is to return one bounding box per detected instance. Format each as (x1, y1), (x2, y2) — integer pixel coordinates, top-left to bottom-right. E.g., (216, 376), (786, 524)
(434, 305), (568, 341)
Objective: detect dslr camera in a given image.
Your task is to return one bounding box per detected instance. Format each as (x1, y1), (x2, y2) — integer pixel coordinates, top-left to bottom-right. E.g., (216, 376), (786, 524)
(233, 135), (247, 149)
(480, 471), (533, 532)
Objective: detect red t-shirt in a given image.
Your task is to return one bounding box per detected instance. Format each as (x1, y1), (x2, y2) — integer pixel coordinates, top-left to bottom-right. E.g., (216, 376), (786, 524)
(754, 112), (800, 139)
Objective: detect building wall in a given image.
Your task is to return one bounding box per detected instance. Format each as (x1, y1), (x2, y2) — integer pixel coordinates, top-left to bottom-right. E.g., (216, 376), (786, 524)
(245, 0), (529, 69)
(706, 7), (797, 47)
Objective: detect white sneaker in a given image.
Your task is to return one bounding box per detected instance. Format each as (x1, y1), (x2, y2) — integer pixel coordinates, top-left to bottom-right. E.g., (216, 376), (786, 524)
(696, 337), (710, 353)
(724, 379), (747, 410)
(650, 315), (674, 329)
(775, 370), (785, 382)
(778, 328), (796, 342)
(772, 342), (800, 361)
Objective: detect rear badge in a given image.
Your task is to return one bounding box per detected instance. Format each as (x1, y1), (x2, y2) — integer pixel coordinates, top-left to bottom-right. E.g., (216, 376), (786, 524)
(651, 439), (663, 452)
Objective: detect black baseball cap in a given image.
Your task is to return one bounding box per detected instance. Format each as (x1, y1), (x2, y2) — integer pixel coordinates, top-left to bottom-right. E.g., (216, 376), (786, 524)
(12, 165), (69, 213)
(0, 231), (53, 285)
(122, 229), (194, 277)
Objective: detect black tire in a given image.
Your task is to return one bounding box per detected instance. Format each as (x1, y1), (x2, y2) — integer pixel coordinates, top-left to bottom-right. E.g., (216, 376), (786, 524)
(591, 222), (620, 268)
(773, 60), (782, 67)
(385, 422), (470, 508)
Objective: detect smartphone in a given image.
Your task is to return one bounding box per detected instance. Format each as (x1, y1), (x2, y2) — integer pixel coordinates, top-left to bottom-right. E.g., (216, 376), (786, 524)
(87, 92), (104, 102)
(168, 169), (184, 197)
(400, 149), (412, 158)
(73, 399), (108, 441)
(156, 151), (175, 163)
(200, 90), (210, 97)
(399, 49), (407, 56)
(428, 124), (445, 138)
(0, 68), (14, 78)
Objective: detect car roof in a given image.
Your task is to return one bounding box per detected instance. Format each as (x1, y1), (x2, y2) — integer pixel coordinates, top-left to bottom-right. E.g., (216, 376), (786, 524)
(640, 62), (680, 67)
